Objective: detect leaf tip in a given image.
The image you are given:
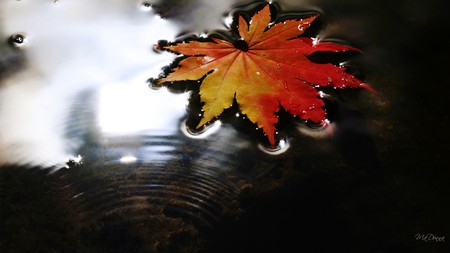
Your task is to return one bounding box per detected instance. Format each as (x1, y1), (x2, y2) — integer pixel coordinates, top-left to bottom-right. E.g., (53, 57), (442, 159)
(154, 40), (169, 51)
(196, 116), (211, 130)
(321, 119), (335, 137)
(360, 83), (377, 94)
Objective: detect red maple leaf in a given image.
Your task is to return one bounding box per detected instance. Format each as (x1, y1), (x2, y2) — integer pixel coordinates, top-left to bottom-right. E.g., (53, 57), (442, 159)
(155, 3), (372, 146)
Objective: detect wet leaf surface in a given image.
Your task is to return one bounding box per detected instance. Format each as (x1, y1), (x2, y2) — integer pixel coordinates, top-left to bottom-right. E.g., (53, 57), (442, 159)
(155, 3), (371, 146)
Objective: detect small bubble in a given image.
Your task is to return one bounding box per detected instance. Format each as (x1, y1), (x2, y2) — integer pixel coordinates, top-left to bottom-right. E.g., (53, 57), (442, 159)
(256, 71), (261, 76)
(235, 113), (240, 117)
(8, 33), (28, 48)
(141, 1), (152, 10)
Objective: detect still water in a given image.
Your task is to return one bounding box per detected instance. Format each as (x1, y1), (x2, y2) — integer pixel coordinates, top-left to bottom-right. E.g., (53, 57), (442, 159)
(1, 0), (447, 252)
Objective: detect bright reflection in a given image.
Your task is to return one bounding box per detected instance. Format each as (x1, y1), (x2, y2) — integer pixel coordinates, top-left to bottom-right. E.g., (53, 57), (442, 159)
(181, 120), (222, 139)
(98, 83), (189, 135)
(257, 138), (290, 155)
(0, 0), (179, 167)
(120, 155), (138, 164)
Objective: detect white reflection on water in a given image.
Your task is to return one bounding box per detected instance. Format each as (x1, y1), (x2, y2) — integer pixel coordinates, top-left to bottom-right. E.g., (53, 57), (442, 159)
(119, 155), (138, 164)
(99, 83), (188, 135)
(0, 0), (181, 167)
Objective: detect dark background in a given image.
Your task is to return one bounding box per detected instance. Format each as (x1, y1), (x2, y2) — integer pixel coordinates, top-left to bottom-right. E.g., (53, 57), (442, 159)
(1, 0), (449, 252)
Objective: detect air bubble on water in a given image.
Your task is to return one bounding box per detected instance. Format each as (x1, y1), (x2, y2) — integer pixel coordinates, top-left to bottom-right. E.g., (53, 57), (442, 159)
(141, 1), (152, 10)
(9, 33), (28, 48)
(258, 137), (290, 156)
(180, 120), (222, 139)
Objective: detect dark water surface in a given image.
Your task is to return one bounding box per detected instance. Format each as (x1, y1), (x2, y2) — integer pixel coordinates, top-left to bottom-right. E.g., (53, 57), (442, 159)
(1, 0), (449, 252)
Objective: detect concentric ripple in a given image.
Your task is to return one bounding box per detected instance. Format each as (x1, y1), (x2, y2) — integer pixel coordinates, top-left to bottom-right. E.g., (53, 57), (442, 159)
(62, 125), (250, 251)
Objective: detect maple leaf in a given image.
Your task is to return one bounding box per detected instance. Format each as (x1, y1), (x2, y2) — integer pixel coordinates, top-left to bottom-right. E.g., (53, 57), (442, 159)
(155, 3), (372, 146)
